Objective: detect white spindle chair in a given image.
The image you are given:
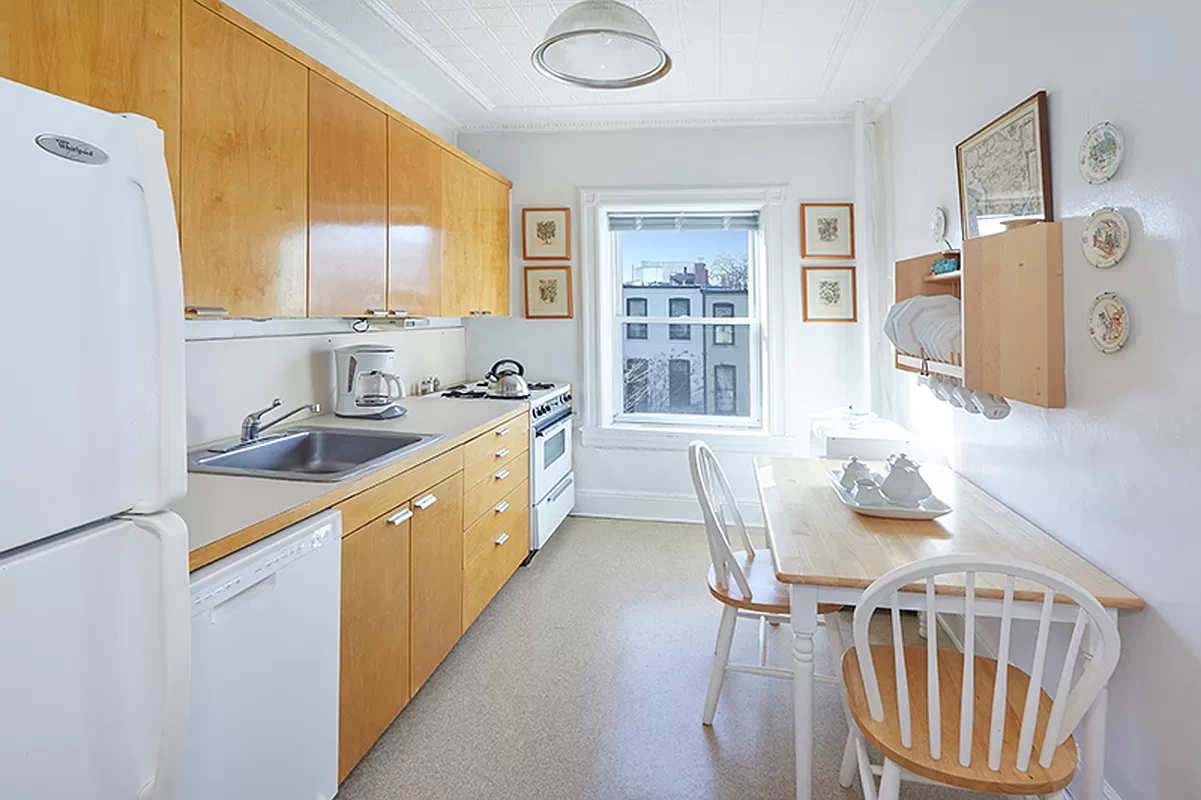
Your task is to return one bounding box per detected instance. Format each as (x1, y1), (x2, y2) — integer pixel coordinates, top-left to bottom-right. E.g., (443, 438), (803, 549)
(841, 554), (1121, 800)
(689, 442), (856, 775)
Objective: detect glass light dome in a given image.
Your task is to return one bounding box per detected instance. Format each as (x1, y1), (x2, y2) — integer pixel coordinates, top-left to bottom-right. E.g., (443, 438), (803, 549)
(531, 0), (672, 89)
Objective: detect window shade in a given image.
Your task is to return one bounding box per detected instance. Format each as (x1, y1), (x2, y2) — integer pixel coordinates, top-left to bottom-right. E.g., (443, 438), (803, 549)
(608, 212), (760, 232)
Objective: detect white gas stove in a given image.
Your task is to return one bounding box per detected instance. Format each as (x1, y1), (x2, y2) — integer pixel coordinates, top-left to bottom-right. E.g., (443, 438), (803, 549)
(441, 381), (574, 555)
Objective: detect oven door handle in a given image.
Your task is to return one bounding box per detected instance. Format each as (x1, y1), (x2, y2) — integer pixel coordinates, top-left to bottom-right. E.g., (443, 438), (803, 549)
(535, 413), (573, 438)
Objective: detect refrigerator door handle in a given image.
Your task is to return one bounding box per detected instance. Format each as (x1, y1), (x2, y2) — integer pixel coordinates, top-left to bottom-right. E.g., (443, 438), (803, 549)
(125, 114), (187, 510)
(131, 511), (192, 800)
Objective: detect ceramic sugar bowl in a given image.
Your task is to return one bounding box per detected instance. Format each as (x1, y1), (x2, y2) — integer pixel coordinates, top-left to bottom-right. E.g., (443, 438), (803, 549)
(840, 457), (872, 489)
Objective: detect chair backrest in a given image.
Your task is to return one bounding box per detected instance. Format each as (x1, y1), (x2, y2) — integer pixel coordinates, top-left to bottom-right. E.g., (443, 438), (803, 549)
(688, 440), (756, 597)
(851, 554), (1120, 773)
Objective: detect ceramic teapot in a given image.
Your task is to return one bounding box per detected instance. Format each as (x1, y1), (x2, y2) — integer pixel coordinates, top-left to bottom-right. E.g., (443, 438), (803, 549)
(880, 464), (932, 506)
(840, 457), (872, 489)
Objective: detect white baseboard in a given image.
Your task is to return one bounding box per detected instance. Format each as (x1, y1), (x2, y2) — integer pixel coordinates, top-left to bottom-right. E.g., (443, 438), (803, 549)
(572, 488), (764, 527)
(934, 614), (1124, 800)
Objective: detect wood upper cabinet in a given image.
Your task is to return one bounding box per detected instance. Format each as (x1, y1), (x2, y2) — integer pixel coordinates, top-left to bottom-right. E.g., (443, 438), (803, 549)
(0, 0), (181, 210)
(339, 503), (411, 783)
(441, 153), (511, 318)
(479, 175), (511, 317)
(180, 0), (308, 318)
(308, 73), (388, 318)
(410, 472), (464, 694)
(389, 120), (444, 317)
(440, 151), (480, 318)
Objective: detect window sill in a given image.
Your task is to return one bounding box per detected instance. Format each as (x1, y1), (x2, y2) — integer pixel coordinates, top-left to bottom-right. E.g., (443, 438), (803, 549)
(580, 424), (801, 455)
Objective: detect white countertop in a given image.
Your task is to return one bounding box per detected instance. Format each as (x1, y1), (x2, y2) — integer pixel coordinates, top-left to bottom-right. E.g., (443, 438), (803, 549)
(173, 394), (528, 557)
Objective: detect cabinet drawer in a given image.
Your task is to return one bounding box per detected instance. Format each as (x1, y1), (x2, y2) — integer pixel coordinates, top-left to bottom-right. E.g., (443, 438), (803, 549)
(462, 452), (528, 528)
(464, 505), (529, 631)
(464, 480), (529, 565)
(463, 415), (529, 487)
(334, 446), (463, 534)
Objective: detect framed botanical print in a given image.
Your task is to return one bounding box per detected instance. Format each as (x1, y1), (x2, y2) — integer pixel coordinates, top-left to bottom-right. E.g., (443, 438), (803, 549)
(801, 202), (855, 259)
(956, 90), (1053, 240)
(524, 266), (573, 319)
(802, 266), (857, 322)
(522, 208), (571, 260)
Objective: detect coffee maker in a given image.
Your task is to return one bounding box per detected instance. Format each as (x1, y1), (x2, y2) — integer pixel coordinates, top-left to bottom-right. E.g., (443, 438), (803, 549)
(334, 345), (407, 419)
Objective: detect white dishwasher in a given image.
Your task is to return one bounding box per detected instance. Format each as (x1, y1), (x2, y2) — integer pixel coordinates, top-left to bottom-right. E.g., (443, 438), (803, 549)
(179, 510), (342, 800)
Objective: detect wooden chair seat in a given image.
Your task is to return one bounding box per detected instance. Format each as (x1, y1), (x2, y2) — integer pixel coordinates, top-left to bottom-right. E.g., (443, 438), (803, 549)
(841, 644), (1077, 796)
(708, 550), (842, 616)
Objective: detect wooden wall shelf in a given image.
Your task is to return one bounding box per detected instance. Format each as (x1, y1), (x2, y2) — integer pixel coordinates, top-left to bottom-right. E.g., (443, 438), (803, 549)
(893, 222), (1064, 409)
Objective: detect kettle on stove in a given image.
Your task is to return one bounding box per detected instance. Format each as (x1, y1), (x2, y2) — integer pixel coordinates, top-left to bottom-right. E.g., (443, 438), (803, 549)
(485, 359), (530, 399)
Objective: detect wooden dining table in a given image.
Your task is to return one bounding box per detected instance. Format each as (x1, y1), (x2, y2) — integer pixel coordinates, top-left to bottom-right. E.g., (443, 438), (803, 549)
(754, 456), (1143, 800)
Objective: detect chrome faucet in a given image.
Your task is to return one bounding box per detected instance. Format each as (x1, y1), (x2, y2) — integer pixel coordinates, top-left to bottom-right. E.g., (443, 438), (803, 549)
(241, 398), (321, 442)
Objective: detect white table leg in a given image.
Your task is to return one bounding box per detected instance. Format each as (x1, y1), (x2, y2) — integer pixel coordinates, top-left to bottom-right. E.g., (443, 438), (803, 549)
(790, 584), (819, 800)
(1079, 609), (1116, 800)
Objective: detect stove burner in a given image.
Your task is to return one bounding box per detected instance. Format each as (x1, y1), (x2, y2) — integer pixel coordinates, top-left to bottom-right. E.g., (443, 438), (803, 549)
(441, 388), (488, 399)
(528, 382), (555, 390)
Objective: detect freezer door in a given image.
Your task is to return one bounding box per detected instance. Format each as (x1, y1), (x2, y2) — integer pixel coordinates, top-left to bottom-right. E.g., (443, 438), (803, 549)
(0, 77), (186, 553)
(0, 511), (191, 800)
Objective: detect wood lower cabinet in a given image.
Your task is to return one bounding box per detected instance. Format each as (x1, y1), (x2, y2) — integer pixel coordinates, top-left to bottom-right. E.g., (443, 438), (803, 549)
(339, 502), (411, 782)
(0, 0), (181, 211)
(410, 471), (465, 694)
(389, 119), (443, 317)
(180, 0), (308, 318)
(308, 73), (388, 317)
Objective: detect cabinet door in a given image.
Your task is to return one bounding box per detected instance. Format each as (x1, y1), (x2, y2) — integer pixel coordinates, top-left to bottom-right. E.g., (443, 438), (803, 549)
(181, 0), (308, 318)
(308, 74), (388, 318)
(339, 505), (411, 782)
(0, 0), (181, 212)
(389, 120), (444, 317)
(410, 472), (464, 694)
(478, 176), (511, 317)
(440, 152), (482, 317)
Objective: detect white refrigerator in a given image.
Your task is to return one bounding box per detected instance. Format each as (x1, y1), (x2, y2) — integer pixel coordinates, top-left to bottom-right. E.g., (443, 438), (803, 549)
(0, 77), (191, 800)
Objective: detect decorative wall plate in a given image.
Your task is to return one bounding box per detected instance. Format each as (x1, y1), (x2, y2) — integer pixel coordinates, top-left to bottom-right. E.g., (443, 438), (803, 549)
(1081, 208), (1130, 268)
(930, 207), (947, 243)
(1087, 292), (1129, 353)
(1079, 122), (1124, 184)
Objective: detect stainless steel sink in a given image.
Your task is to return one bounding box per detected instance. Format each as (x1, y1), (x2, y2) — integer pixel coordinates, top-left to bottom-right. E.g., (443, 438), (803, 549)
(188, 427), (443, 482)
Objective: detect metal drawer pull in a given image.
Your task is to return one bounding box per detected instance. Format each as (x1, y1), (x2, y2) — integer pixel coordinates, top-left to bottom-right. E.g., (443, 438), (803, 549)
(494, 469), (510, 481)
(186, 305), (228, 317)
(414, 494), (438, 510)
(389, 309), (408, 317)
(494, 501), (510, 514)
(496, 427), (511, 437)
(495, 448), (510, 459)
(387, 508), (413, 526)
(365, 308), (388, 316)
(494, 533), (509, 546)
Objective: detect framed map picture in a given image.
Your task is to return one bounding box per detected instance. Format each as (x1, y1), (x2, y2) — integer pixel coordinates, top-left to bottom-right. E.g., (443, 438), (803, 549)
(522, 208), (571, 260)
(524, 266), (573, 319)
(801, 203), (855, 259)
(802, 266), (857, 322)
(956, 91), (1053, 240)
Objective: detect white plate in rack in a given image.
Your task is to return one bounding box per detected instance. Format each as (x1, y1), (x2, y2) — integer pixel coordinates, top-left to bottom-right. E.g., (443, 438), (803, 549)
(826, 470), (952, 520)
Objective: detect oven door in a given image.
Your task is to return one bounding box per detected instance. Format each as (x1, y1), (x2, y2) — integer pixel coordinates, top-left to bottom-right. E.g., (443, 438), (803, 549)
(532, 412), (573, 503)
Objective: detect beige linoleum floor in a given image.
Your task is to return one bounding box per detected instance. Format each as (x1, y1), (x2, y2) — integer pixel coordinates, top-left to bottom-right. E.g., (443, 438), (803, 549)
(339, 516), (1001, 800)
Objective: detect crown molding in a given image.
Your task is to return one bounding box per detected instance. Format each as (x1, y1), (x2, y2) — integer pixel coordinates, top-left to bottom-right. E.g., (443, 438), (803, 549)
(259, 0), (462, 131)
(461, 99), (856, 134)
(356, 0), (496, 112)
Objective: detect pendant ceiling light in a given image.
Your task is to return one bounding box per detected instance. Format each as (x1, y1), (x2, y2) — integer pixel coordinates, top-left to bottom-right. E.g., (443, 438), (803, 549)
(531, 0), (672, 89)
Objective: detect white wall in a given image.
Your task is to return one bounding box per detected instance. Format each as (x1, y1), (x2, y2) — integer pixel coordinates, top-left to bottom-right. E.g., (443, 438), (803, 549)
(185, 326), (466, 446)
(885, 1), (1201, 795)
(459, 126), (864, 521)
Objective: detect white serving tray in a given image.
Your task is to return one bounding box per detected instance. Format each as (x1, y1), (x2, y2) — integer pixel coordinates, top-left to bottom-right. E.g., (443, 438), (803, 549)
(826, 469), (952, 520)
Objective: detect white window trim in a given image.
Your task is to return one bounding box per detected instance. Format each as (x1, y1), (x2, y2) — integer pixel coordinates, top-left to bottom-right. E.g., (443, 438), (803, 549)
(578, 185), (791, 454)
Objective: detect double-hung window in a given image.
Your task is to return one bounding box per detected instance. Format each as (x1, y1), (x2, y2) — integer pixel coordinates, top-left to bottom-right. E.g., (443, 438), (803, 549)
(581, 188), (781, 438)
